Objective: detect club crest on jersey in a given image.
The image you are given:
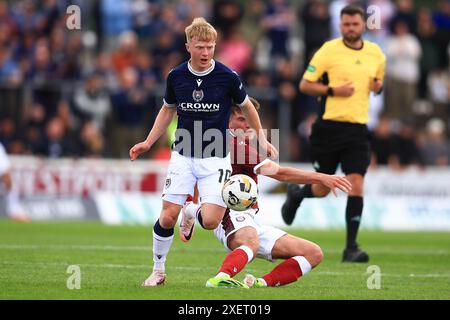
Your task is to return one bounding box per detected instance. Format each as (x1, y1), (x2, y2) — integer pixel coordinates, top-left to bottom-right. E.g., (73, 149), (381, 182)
(192, 89), (204, 102)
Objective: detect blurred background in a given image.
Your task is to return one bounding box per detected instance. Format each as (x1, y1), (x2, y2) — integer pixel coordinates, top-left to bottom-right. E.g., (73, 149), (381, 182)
(0, 0), (449, 230)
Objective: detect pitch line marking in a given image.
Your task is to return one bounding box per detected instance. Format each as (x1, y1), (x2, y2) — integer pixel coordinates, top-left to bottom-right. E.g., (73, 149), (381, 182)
(1, 260), (450, 279)
(0, 244), (448, 255)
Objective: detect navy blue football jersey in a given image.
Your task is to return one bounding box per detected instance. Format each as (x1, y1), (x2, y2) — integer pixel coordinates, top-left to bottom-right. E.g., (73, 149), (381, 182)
(163, 60), (248, 158)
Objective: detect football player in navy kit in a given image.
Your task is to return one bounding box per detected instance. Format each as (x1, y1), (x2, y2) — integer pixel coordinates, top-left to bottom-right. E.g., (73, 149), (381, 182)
(129, 18), (277, 287)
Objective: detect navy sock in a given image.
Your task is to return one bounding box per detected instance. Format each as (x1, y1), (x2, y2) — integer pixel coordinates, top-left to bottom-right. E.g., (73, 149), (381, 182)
(346, 196), (363, 249)
(153, 219), (174, 237)
(197, 210), (205, 229)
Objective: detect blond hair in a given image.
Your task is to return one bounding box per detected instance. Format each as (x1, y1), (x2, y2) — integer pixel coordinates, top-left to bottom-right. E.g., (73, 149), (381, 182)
(185, 17), (217, 43)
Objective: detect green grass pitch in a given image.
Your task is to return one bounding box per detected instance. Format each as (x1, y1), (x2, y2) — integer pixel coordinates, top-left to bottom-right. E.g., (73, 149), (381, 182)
(0, 219), (449, 300)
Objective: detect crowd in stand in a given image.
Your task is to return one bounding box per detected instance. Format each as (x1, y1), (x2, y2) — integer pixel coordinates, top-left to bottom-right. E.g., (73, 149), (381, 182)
(0, 0), (449, 168)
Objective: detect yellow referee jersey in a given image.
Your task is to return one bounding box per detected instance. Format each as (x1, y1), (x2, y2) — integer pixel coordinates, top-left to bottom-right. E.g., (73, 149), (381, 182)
(303, 38), (386, 124)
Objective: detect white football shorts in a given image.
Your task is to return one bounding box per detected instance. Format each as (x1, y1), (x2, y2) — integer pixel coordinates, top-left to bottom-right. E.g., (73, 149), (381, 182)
(214, 208), (287, 261)
(162, 151), (232, 207)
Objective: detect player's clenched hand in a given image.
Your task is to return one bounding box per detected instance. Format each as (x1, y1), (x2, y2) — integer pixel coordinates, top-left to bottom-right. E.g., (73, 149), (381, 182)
(129, 141), (151, 161)
(320, 175), (352, 197)
(333, 82), (354, 97)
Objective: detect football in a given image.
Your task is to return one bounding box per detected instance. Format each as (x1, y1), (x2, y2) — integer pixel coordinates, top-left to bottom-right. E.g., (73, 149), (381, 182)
(221, 174), (258, 211)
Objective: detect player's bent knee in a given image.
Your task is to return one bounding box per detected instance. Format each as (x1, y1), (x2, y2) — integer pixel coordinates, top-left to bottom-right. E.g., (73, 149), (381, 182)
(159, 213), (178, 229)
(349, 185), (364, 196)
(313, 184), (330, 198)
(308, 244), (324, 267)
(199, 217), (221, 230)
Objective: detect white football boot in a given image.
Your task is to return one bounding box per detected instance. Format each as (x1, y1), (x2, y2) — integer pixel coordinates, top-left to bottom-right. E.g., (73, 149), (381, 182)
(142, 270), (166, 287)
(179, 202), (196, 243)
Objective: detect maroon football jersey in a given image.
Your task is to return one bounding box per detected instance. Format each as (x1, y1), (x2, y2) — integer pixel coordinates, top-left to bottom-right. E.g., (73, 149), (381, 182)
(231, 137), (264, 181)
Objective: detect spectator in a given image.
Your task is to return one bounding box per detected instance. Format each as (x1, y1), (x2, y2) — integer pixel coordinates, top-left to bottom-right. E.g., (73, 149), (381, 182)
(238, 0), (264, 47)
(417, 7), (441, 99)
(0, 118), (19, 151)
(419, 118), (450, 166)
(389, 0), (417, 35)
(391, 120), (423, 169)
(433, 0), (450, 68)
(299, 0), (330, 69)
(26, 40), (58, 84)
(367, 0), (396, 37)
(385, 19), (421, 119)
(71, 71), (111, 132)
(260, 0), (295, 60)
(217, 28), (252, 73)
(427, 69), (450, 121)
(23, 103), (46, 155)
(111, 31), (139, 75)
(100, 0), (132, 51)
(78, 120), (105, 158)
(369, 115), (397, 168)
(35, 116), (73, 158)
(212, 0), (244, 39)
(0, 45), (22, 85)
(151, 29), (184, 78)
(110, 66), (148, 158)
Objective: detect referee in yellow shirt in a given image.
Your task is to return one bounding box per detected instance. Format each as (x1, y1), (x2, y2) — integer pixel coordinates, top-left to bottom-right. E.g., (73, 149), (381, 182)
(282, 5), (385, 262)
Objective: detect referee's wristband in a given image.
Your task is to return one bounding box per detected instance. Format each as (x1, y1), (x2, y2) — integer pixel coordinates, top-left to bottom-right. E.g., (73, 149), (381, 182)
(327, 87), (334, 96)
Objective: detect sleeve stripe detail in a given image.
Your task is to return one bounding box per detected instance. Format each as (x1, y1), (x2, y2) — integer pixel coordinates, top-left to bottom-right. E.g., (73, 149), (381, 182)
(163, 98), (176, 108)
(237, 95), (249, 108)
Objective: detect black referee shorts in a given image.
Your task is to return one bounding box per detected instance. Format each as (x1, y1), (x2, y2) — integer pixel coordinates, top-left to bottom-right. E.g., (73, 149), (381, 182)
(309, 120), (371, 176)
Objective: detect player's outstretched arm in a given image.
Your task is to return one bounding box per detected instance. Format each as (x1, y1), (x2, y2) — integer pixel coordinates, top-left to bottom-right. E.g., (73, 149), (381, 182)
(256, 160), (352, 196)
(129, 105), (176, 161)
(241, 99), (279, 159)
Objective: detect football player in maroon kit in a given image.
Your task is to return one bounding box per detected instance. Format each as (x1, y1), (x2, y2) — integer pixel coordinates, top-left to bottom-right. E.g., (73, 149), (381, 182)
(181, 98), (352, 288)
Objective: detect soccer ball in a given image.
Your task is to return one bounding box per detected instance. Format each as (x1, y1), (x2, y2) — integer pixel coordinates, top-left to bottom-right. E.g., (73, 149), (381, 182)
(221, 174), (258, 211)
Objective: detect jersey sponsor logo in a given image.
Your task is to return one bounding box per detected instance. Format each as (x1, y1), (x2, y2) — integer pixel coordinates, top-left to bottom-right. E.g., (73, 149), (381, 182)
(236, 216), (245, 222)
(196, 79), (203, 87)
(192, 89), (204, 102)
(179, 102), (220, 112)
(165, 178), (171, 189)
(307, 64), (316, 72)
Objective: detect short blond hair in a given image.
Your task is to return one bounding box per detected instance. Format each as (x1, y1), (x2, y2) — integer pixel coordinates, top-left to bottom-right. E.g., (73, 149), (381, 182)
(185, 17), (217, 43)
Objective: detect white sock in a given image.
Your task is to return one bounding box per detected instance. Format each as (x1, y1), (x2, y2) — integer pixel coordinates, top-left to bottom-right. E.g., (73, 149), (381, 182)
(215, 272), (230, 278)
(6, 188), (26, 217)
(258, 278), (267, 286)
(152, 232), (174, 272)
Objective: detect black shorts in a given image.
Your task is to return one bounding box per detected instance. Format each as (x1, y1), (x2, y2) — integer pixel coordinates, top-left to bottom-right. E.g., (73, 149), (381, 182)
(310, 120), (370, 176)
